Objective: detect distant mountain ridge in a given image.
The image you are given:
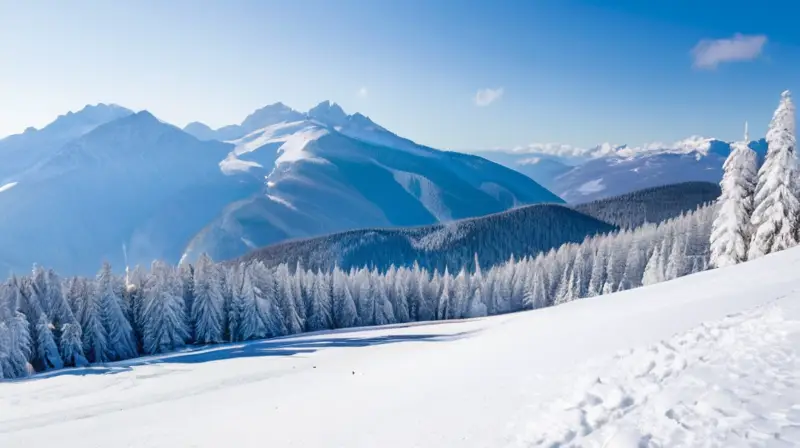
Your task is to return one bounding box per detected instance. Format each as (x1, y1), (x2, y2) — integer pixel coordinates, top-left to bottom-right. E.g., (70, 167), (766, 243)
(573, 182), (721, 228)
(473, 138), (767, 203)
(237, 202), (616, 273)
(235, 182), (718, 273)
(0, 101), (561, 275)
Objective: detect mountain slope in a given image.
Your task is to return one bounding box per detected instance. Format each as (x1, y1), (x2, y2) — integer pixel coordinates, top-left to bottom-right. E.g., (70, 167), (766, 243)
(0, 112), (257, 275)
(0, 104), (133, 183)
(237, 203), (614, 272)
(0, 102), (561, 275)
(5, 243), (800, 447)
(477, 138), (767, 203)
(573, 181), (721, 228)
(470, 151), (573, 190)
(183, 102), (562, 263)
(552, 139), (767, 203)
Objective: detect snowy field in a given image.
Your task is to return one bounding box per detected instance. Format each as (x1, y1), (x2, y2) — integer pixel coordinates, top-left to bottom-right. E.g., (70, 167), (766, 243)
(3, 247), (800, 447)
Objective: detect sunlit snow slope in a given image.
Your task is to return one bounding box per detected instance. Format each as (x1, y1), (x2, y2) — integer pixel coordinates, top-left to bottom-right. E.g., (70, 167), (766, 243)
(3, 244), (800, 447)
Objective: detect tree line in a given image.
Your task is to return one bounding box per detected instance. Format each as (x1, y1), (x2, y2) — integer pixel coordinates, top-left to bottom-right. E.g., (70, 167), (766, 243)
(0, 202), (714, 379)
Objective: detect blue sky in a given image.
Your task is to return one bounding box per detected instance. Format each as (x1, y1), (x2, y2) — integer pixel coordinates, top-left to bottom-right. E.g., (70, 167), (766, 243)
(0, 0), (798, 150)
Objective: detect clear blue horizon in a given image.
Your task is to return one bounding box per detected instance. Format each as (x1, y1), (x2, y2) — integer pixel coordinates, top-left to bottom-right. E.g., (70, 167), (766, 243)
(1, 0), (798, 150)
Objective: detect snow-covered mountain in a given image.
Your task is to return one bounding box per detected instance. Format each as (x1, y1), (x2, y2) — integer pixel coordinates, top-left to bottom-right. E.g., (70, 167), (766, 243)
(0, 102), (561, 275)
(184, 102), (305, 141)
(184, 102), (562, 263)
(0, 111), (249, 275)
(0, 103), (133, 183)
(475, 137), (768, 203)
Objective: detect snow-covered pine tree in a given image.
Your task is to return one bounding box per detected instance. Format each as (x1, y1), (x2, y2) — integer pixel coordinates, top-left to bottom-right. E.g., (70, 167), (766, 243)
(178, 262), (195, 335)
(97, 262), (137, 361)
(3, 309), (32, 377)
(275, 264), (303, 334)
(331, 266), (357, 329)
(709, 125), (757, 268)
(587, 240), (607, 296)
(292, 261), (307, 331)
(642, 243), (665, 286)
(437, 267), (452, 320)
(619, 238), (645, 291)
(59, 322), (88, 367)
(141, 261), (189, 355)
(191, 254), (225, 345)
(390, 269), (411, 323)
(452, 268), (470, 319)
(522, 260), (546, 309)
(79, 277), (109, 363)
(236, 263), (267, 341)
(306, 271), (333, 332)
(125, 265), (147, 351)
(372, 275), (395, 326)
(34, 313), (63, 370)
(749, 90), (799, 259)
(0, 280), (33, 377)
(466, 287), (487, 318)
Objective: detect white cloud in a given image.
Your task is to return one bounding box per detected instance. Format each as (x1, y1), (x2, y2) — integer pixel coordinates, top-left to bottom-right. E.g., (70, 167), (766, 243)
(474, 87), (504, 106)
(357, 87), (368, 98)
(691, 33), (767, 69)
(502, 135), (717, 159)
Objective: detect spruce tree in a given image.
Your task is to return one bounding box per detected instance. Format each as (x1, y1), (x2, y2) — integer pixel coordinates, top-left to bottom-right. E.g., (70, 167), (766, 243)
(97, 262), (137, 361)
(710, 125), (758, 268)
(191, 254), (225, 344)
(749, 90), (799, 259)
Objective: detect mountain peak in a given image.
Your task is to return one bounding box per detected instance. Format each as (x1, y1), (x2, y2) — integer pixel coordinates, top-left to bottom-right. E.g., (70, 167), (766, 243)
(240, 103), (304, 135)
(308, 100), (348, 127)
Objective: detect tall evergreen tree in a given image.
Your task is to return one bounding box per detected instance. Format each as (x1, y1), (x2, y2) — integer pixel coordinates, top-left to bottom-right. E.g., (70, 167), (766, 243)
(331, 267), (358, 329)
(191, 254), (225, 344)
(709, 124), (758, 269)
(750, 90), (799, 259)
(97, 262), (137, 361)
(59, 323), (88, 367)
(275, 264), (303, 334)
(142, 261), (189, 355)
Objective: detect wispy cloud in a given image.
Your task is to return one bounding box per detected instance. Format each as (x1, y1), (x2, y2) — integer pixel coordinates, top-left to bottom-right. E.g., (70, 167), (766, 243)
(357, 87), (368, 98)
(474, 87), (504, 106)
(500, 136), (718, 159)
(691, 33), (767, 69)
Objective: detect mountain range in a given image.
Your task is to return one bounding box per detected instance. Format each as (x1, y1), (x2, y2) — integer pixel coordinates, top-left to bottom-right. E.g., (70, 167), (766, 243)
(474, 137), (766, 203)
(0, 102), (560, 276)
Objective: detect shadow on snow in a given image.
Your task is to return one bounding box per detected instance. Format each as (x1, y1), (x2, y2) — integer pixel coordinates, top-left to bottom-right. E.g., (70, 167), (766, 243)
(20, 328), (476, 381)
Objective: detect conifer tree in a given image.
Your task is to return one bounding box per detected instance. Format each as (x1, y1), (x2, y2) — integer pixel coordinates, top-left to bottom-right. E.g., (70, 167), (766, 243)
(331, 267), (358, 329)
(97, 262), (137, 360)
(191, 254), (225, 344)
(709, 126), (757, 268)
(750, 90), (799, 259)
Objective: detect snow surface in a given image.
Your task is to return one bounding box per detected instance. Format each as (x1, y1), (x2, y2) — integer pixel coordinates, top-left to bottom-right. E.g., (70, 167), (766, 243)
(577, 178), (606, 195)
(4, 244), (800, 446)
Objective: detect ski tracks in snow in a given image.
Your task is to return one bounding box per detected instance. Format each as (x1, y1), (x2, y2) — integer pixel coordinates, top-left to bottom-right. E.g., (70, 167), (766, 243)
(511, 297), (800, 447)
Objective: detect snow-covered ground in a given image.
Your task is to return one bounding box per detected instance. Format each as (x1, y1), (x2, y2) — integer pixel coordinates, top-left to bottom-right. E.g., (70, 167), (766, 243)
(3, 247), (800, 447)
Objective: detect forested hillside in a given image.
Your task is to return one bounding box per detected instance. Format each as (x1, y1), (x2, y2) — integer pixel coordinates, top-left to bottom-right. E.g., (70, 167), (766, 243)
(237, 203), (616, 272)
(573, 181), (720, 228)
(0, 203), (714, 379)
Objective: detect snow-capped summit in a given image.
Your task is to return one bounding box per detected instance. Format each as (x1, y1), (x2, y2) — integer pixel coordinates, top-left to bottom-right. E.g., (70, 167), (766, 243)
(0, 109), (241, 275)
(0, 103), (134, 183)
(307, 100), (349, 127)
(183, 102), (305, 142)
(240, 102), (304, 134)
